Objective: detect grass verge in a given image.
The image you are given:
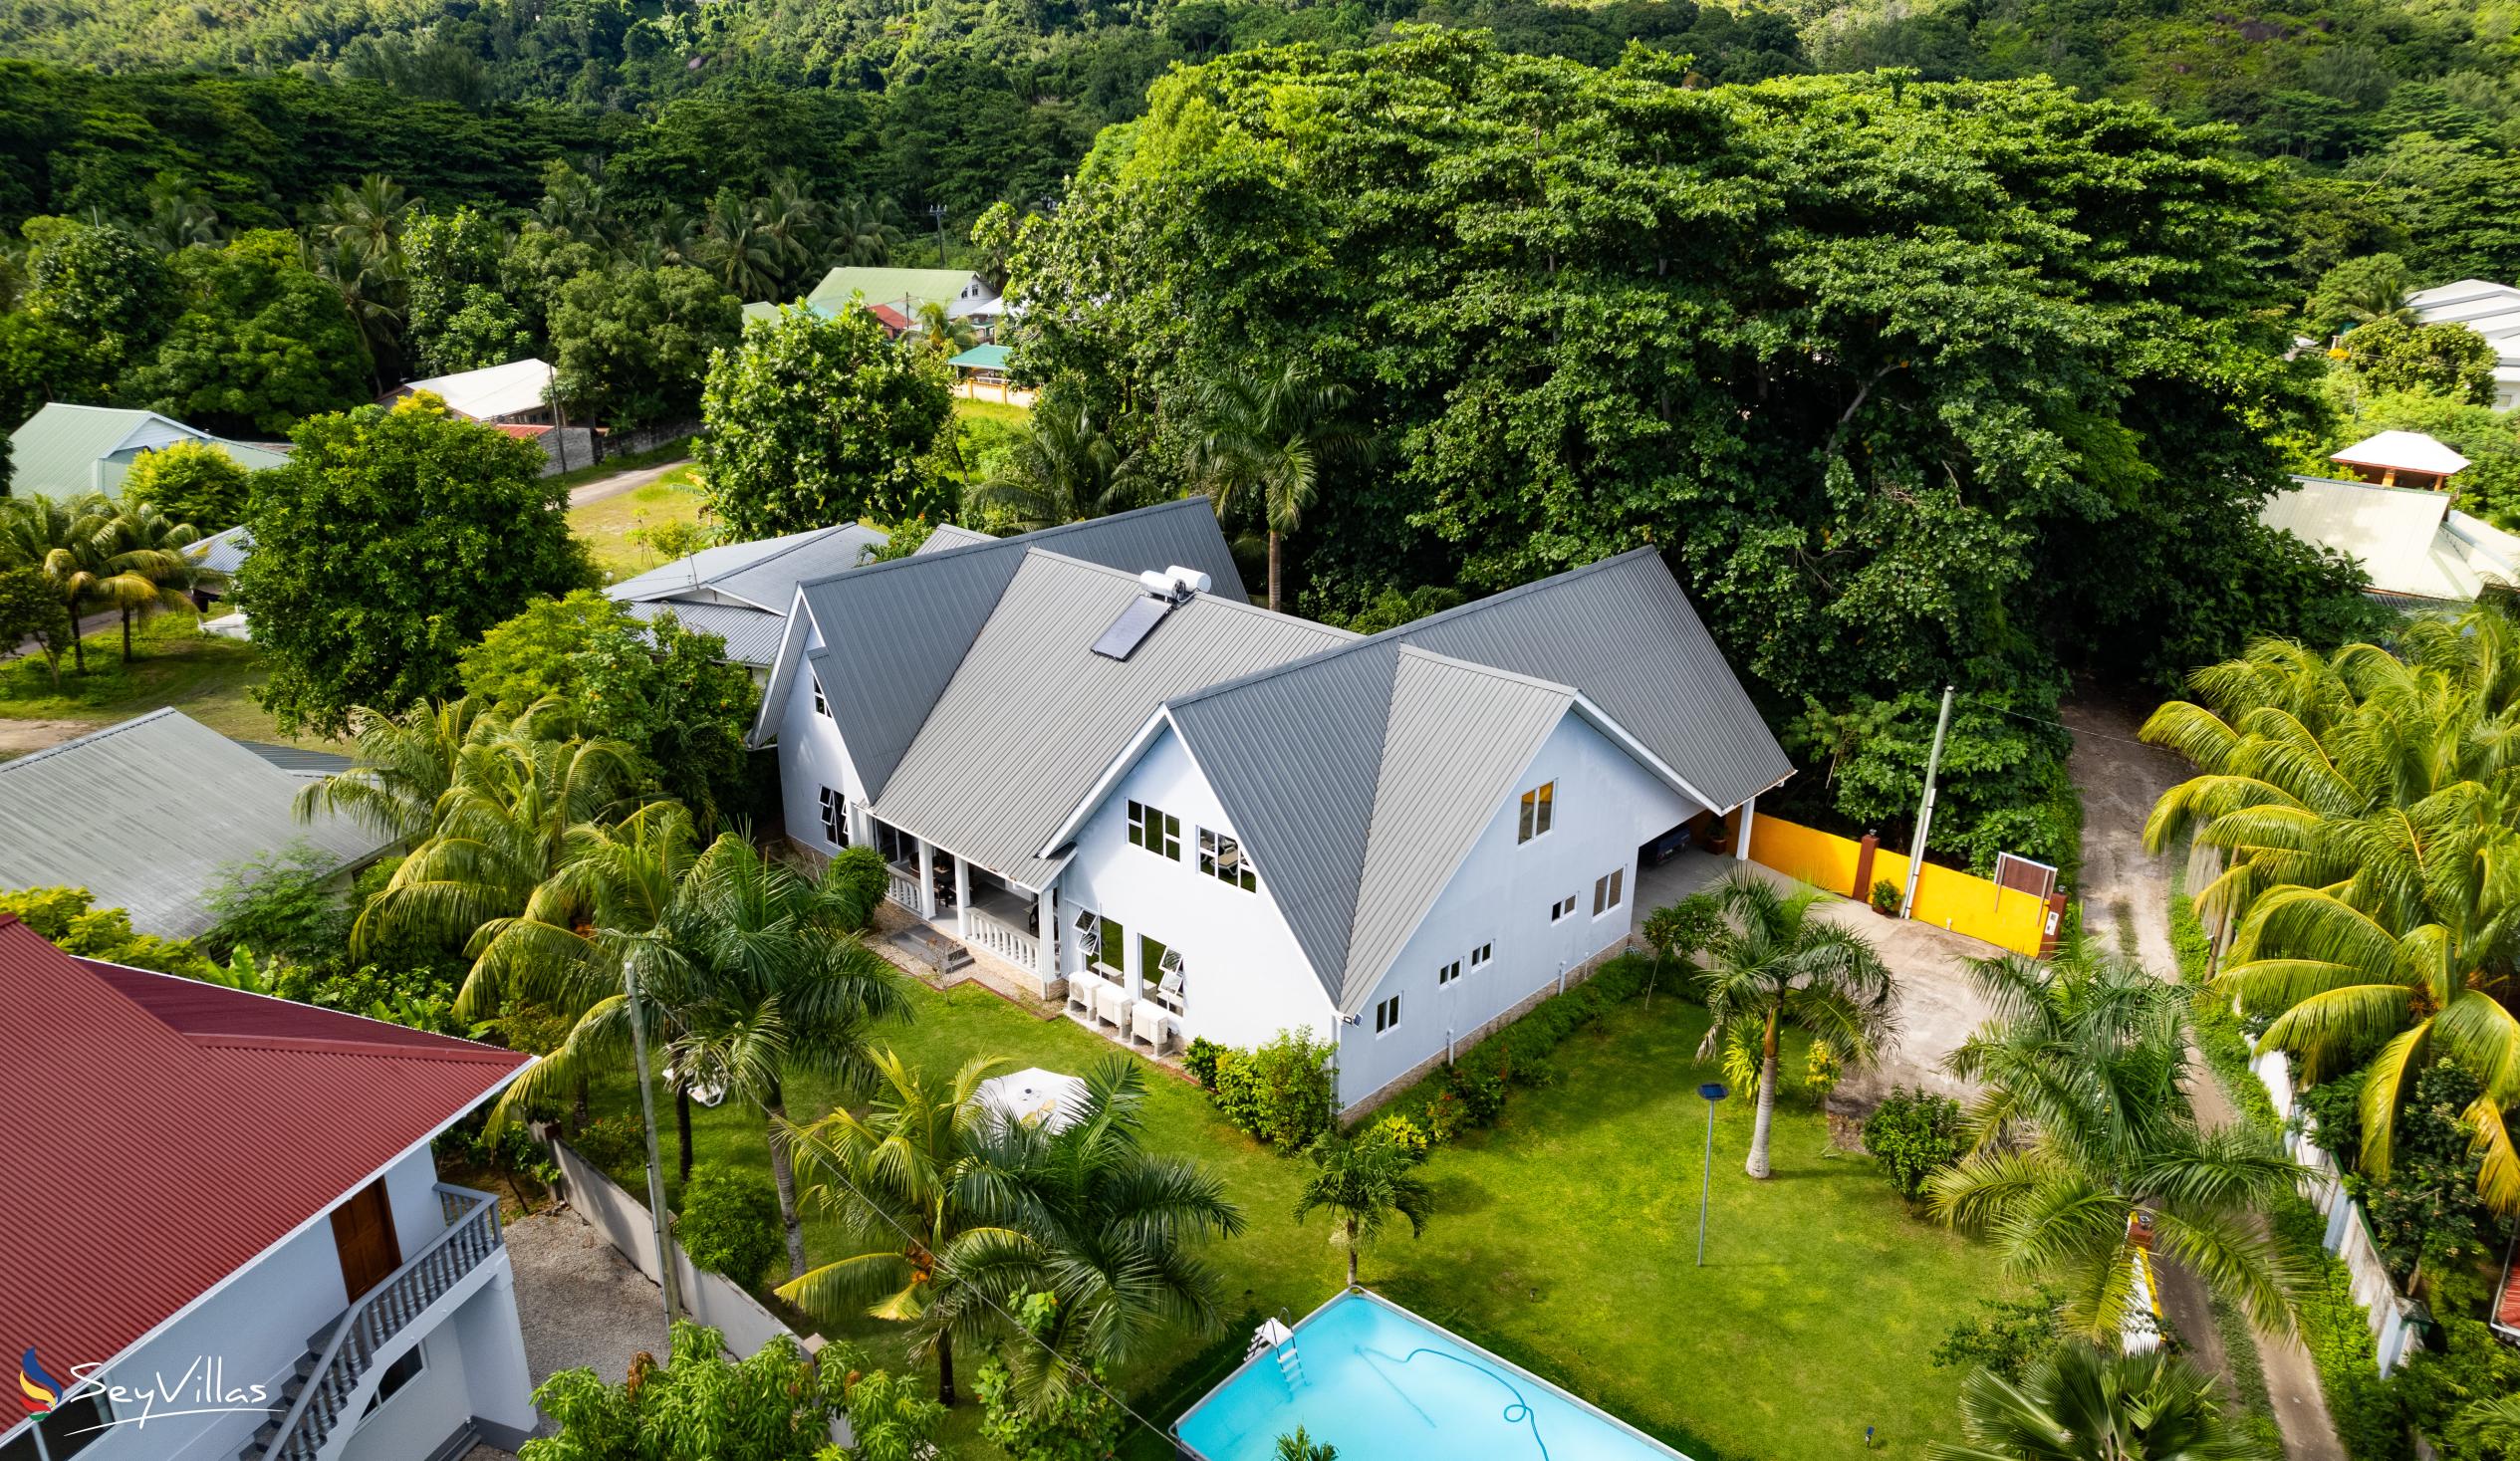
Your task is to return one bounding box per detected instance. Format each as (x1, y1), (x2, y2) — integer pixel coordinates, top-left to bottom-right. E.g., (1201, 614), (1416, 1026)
(0, 609), (320, 750)
(569, 466), (706, 583)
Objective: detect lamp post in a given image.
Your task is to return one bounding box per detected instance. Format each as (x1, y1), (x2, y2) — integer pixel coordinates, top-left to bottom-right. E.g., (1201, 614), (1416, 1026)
(1695, 1082), (1728, 1268)
(926, 203), (949, 265)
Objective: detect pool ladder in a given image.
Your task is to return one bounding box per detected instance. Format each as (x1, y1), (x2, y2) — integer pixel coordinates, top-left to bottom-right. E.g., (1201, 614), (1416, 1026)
(1275, 1340), (1305, 1388)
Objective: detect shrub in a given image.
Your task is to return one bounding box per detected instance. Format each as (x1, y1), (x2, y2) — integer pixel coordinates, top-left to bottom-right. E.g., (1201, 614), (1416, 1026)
(677, 1164), (784, 1290)
(1210, 1028), (1338, 1151)
(826, 845), (889, 929)
(2270, 1196), (2409, 1460)
(973, 1357), (1128, 1461)
(1869, 878), (1900, 914)
(1929, 1288), (2066, 1381)
(199, 841), (352, 965)
(568, 1115), (644, 1172)
(2400, 1318), (2520, 1460)
(268, 962), (460, 1033)
(1860, 1087), (1964, 1199)
(1183, 1036), (1228, 1090)
(1373, 1112), (1430, 1161)
(0, 885), (220, 979)
(1442, 1046), (1512, 1123)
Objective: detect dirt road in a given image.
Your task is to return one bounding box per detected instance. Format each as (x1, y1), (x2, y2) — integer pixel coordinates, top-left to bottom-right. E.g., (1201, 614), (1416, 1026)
(568, 457), (689, 508)
(2065, 693), (2346, 1461)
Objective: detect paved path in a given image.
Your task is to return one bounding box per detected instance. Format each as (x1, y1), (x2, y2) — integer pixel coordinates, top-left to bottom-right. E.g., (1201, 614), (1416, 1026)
(568, 456), (690, 508)
(2064, 694), (2346, 1461)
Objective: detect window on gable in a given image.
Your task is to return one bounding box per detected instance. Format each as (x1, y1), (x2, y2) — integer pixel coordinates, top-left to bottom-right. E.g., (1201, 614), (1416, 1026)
(1199, 828), (1258, 891)
(1437, 959), (1461, 987)
(1468, 943), (1492, 970)
(1518, 782), (1556, 843)
(819, 787), (847, 848)
(1128, 800), (1181, 859)
(1593, 868), (1625, 916)
(811, 673), (828, 718)
(1374, 994), (1402, 1034)
(1550, 894), (1578, 922)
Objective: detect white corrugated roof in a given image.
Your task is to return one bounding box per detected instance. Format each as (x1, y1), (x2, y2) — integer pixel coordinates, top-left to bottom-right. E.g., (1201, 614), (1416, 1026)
(2263, 474), (2480, 603)
(2332, 430), (2471, 476)
(394, 358), (556, 421)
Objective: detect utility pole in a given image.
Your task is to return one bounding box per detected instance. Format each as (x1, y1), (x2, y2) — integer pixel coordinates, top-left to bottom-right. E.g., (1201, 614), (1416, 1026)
(624, 964), (680, 1343)
(927, 203), (949, 266)
(1898, 685), (1956, 921)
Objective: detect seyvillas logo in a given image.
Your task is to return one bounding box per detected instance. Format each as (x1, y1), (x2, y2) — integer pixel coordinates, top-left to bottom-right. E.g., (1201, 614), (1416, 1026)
(18, 1347), (64, 1415)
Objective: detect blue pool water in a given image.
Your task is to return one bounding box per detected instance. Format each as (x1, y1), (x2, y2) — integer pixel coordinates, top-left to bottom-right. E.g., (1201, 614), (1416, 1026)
(1171, 1291), (1689, 1461)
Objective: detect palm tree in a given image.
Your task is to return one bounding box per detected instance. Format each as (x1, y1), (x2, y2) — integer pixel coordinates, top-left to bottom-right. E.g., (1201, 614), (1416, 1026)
(1688, 871), (1899, 1178)
(1292, 1126), (1434, 1285)
(698, 189), (788, 300)
(1926, 1343), (2260, 1461)
(298, 233), (401, 390)
(312, 174), (413, 276)
(1187, 362), (1375, 612)
(0, 492), (194, 673)
(1926, 941), (2304, 1342)
(911, 299), (979, 359)
(352, 725), (641, 956)
(829, 197), (902, 267)
(96, 496), (221, 661)
(2218, 821), (2520, 1208)
(1275, 1429), (1338, 1461)
(757, 170), (826, 280)
(296, 697), (507, 845)
(778, 1050), (1018, 1404)
(967, 394), (1140, 531)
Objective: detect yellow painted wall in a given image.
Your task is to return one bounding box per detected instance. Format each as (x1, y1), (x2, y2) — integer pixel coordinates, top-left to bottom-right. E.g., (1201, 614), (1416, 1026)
(1744, 814), (2048, 957)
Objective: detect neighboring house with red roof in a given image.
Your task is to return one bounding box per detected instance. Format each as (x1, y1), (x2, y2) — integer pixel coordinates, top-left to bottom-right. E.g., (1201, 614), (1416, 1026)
(0, 915), (540, 1461)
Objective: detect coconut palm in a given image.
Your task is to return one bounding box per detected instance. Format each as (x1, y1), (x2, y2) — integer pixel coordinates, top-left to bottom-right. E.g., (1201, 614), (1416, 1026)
(829, 196), (902, 267)
(1926, 1342), (2260, 1461)
(698, 189), (789, 300)
(95, 496), (221, 661)
(1688, 871), (1899, 1178)
(1292, 1125), (1434, 1285)
(2218, 818), (2520, 1208)
(966, 394), (1140, 530)
(311, 174), (413, 275)
(296, 697), (510, 844)
(495, 831), (912, 1280)
(352, 724), (641, 955)
(778, 1050), (1018, 1404)
(1187, 362), (1374, 612)
(1927, 941), (2305, 1342)
(911, 299), (979, 360)
(0, 492), (193, 673)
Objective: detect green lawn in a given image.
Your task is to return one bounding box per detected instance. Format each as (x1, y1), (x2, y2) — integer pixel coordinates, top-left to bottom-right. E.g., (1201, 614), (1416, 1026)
(569, 466), (706, 583)
(588, 979), (2005, 1461)
(954, 395), (1031, 428)
(0, 609), (326, 751)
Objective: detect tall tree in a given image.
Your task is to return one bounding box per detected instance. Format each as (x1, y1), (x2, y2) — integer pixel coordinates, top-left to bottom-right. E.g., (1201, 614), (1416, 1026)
(548, 264), (742, 430)
(234, 396), (594, 735)
(966, 393), (1140, 530)
(125, 229), (372, 435)
(696, 305), (955, 538)
(1688, 872), (1899, 1178)
(1188, 363), (1372, 613)
(1926, 941), (2304, 1342)
(95, 494), (220, 661)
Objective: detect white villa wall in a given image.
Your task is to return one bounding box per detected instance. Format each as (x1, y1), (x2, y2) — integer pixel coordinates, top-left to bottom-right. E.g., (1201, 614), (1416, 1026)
(775, 617), (865, 857)
(25, 1144), (535, 1461)
(1055, 727), (1337, 1051)
(1331, 711), (1697, 1107)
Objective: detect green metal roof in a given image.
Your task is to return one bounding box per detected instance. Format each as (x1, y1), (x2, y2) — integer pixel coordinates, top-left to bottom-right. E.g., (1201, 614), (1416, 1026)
(7, 402), (287, 502)
(804, 267), (984, 315)
(948, 344), (1012, 371)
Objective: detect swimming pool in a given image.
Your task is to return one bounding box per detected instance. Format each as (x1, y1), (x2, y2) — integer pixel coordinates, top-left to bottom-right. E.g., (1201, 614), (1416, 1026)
(1171, 1289), (1692, 1461)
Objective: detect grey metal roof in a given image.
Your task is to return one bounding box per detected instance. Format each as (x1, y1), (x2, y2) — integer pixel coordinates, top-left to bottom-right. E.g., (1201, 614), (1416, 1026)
(1383, 549), (1791, 810)
(188, 525), (252, 578)
(232, 740), (357, 777)
(6, 403), (289, 503)
(790, 498), (1253, 801)
(869, 552), (1353, 887)
(916, 525), (997, 555)
(608, 523), (887, 609)
(624, 600), (790, 667)
(0, 710), (388, 938)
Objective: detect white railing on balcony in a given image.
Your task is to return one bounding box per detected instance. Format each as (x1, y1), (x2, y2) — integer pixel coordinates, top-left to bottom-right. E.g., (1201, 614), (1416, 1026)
(967, 905), (1038, 970)
(246, 1184), (503, 1461)
(885, 865), (921, 911)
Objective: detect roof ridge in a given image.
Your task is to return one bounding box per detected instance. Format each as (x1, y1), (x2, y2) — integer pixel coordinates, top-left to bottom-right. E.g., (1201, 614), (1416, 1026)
(1389, 642), (1578, 697)
(787, 498), (1219, 597)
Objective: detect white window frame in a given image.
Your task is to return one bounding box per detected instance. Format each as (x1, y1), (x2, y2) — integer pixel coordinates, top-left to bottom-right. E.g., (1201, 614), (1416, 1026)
(1517, 781), (1556, 844)
(1127, 800), (1181, 859)
(819, 786), (847, 848)
(1592, 867), (1625, 918)
(357, 1344), (427, 1427)
(1374, 993), (1402, 1035)
(811, 673), (828, 718)
(1198, 827), (1258, 891)
(1436, 958), (1461, 987)
(1550, 894), (1577, 923)
(1468, 942), (1492, 970)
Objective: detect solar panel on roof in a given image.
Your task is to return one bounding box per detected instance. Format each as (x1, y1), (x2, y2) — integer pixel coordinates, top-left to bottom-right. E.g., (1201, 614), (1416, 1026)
(1092, 595), (1175, 660)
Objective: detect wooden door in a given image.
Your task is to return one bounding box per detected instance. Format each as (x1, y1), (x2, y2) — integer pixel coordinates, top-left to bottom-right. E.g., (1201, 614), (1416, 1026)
(331, 1180), (402, 1303)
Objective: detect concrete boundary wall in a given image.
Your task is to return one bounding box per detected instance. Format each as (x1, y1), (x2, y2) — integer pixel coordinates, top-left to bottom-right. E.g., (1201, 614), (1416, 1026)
(2249, 1049), (2428, 1374)
(542, 1129), (819, 1362)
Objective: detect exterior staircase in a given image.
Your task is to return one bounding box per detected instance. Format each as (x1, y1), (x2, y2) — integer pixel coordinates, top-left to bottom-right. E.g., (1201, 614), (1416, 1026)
(239, 1185), (504, 1461)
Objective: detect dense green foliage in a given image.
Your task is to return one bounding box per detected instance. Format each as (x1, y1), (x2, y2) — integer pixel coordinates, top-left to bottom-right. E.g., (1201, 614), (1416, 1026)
(696, 306), (955, 538)
(1013, 36), (2379, 865)
(1861, 1087), (1966, 1200)
(235, 397), (594, 734)
(549, 264), (741, 428)
(1204, 1026), (1339, 1152)
(120, 440), (254, 531)
(0, 884), (218, 977)
(522, 1322), (854, 1461)
(676, 1164), (785, 1289)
